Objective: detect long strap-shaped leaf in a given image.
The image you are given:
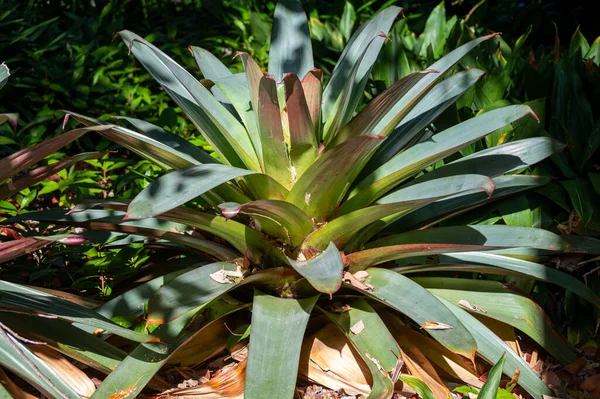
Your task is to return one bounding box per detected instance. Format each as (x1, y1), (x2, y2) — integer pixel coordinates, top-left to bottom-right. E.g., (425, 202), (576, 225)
(369, 225), (568, 252)
(438, 297), (552, 399)
(303, 174), (494, 252)
(219, 199), (313, 247)
(0, 281), (154, 343)
(0, 152), (106, 200)
(0, 235), (80, 264)
(125, 164), (257, 219)
(120, 31), (260, 170)
(384, 175), (551, 233)
(410, 252), (600, 307)
(478, 353), (506, 399)
(411, 137), (566, 184)
(7, 208), (239, 261)
(301, 69), (323, 141)
(346, 268), (477, 359)
(0, 329), (81, 399)
(0, 313), (127, 375)
(210, 73), (262, 165)
(342, 105), (536, 214)
(322, 6), (401, 140)
(245, 291), (318, 399)
(321, 298), (397, 399)
(256, 75), (293, 187)
(285, 242), (344, 295)
(90, 297), (245, 399)
(0, 125), (111, 183)
(415, 277), (578, 364)
(346, 244), (493, 272)
(115, 115), (217, 165)
(64, 111), (216, 169)
(189, 46), (234, 107)
(362, 69), (485, 175)
(286, 135), (385, 220)
(283, 73), (318, 179)
(268, 0), (314, 81)
(328, 69), (435, 147)
(369, 33), (499, 138)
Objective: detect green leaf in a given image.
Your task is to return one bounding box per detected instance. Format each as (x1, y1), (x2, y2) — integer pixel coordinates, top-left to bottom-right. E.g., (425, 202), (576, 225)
(211, 73), (262, 167)
(369, 225), (568, 252)
(416, 252), (600, 307)
(387, 175), (551, 233)
(478, 352), (506, 399)
(569, 26), (590, 57)
(0, 329), (81, 399)
(126, 164), (256, 220)
(417, 1), (446, 59)
(0, 62), (9, 90)
(0, 313), (126, 374)
(0, 281), (154, 343)
(116, 115), (217, 165)
(303, 174), (494, 252)
(438, 298), (553, 399)
(245, 291), (318, 399)
(416, 277), (578, 364)
(119, 31), (260, 170)
(285, 242), (343, 295)
(90, 297), (244, 399)
(329, 70), (434, 147)
(189, 46), (232, 80)
(286, 135), (384, 221)
(8, 208), (239, 261)
(322, 6), (401, 139)
(218, 199), (313, 247)
(321, 298), (396, 399)
(146, 262), (240, 324)
(349, 268), (477, 359)
(343, 105), (536, 213)
(159, 207), (284, 264)
(340, 2), (356, 41)
(399, 374), (435, 399)
(363, 69), (485, 175)
(369, 34), (499, 139)
(268, 0), (314, 81)
(283, 73), (319, 179)
(256, 75), (292, 187)
(584, 36), (600, 66)
(561, 179), (595, 226)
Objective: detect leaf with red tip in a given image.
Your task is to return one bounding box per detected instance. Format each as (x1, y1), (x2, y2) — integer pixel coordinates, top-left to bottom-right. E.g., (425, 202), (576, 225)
(256, 75), (292, 187)
(302, 174), (495, 252)
(283, 73), (318, 179)
(342, 105), (538, 214)
(125, 164), (257, 220)
(301, 69), (323, 141)
(0, 126), (111, 183)
(0, 152), (107, 200)
(329, 69), (436, 147)
(219, 199), (313, 247)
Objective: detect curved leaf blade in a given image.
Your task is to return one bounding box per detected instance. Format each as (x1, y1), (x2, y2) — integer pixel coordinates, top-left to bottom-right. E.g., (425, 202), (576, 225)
(126, 164), (256, 219)
(286, 242), (343, 295)
(245, 291), (318, 399)
(348, 268), (477, 359)
(268, 0), (314, 81)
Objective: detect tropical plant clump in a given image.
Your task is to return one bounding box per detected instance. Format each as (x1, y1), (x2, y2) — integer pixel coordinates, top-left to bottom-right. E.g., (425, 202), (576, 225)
(1, 1), (599, 399)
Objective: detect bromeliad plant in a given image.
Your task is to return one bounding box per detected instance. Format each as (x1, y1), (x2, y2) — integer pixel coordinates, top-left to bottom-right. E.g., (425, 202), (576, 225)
(1, 1), (600, 398)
